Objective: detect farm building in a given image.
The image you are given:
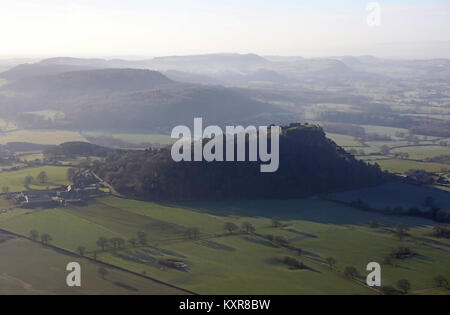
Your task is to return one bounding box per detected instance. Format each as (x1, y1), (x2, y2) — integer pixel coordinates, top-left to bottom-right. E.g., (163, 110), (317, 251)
(21, 195), (58, 209)
(17, 184), (107, 209)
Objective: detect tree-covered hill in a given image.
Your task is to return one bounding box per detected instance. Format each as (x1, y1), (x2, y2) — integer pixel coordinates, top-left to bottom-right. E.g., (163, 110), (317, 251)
(0, 68), (286, 131)
(93, 124), (385, 200)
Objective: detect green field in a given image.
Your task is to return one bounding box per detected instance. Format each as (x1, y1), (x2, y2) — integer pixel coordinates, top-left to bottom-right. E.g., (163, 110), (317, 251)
(0, 166), (70, 192)
(18, 153), (44, 162)
(0, 199), (11, 210)
(0, 130), (87, 145)
(0, 235), (187, 294)
(0, 196), (448, 294)
(370, 159), (448, 173)
(361, 125), (410, 139)
(390, 146), (450, 160)
(23, 110), (64, 121)
(326, 133), (362, 147)
(326, 127), (449, 170)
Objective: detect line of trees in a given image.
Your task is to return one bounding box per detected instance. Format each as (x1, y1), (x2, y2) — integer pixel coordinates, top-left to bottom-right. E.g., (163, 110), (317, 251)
(28, 229), (52, 245)
(23, 171), (48, 186)
(96, 231), (149, 253)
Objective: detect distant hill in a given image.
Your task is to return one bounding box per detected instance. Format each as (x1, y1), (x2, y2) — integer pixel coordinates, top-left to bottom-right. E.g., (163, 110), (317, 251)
(36, 53), (271, 73)
(4, 68), (174, 95)
(0, 67), (286, 131)
(163, 70), (223, 85)
(2, 54), (402, 88)
(60, 84), (285, 130)
(148, 53), (270, 72)
(39, 57), (113, 67)
(1, 142), (55, 153)
(93, 124), (385, 200)
(0, 63), (99, 81)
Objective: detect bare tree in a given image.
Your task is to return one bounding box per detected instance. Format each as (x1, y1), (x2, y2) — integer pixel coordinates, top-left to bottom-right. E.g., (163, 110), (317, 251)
(109, 237), (125, 250)
(325, 257), (336, 270)
(396, 279), (411, 294)
(37, 171), (48, 184)
(29, 230), (39, 241)
(224, 222), (239, 234)
(344, 266), (359, 278)
(77, 246), (86, 256)
(24, 176), (34, 186)
(433, 275), (448, 288)
(96, 237), (108, 251)
(271, 217), (281, 228)
(395, 224), (410, 240)
(137, 231), (148, 245)
(40, 233), (52, 245)
(241, 222), (255, 234)
(184, 227), (200, 240)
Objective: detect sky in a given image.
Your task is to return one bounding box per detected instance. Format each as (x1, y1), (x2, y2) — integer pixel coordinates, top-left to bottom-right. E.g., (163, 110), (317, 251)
(1, 0), (450, 58)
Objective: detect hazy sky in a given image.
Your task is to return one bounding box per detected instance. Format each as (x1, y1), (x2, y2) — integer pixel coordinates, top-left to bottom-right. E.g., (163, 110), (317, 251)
(1, 0), (450, 58)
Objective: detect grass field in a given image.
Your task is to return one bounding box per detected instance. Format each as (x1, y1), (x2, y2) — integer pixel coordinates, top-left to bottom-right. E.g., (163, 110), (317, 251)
(0, 235), (187, 294)
(370, 159), (448, 173)
(390, 146), (450, 160)
(0, 166), (70, 192)
(18, 153), (44, 162)
(23, 110), (64, 121)
(326, 127), (449, 169)
(0, 199), (11, 210)
(0, 130), (87, 145)
(361, 125), (410, 139)
(0, 196), (448, 294)
(326, 133), (362, 147)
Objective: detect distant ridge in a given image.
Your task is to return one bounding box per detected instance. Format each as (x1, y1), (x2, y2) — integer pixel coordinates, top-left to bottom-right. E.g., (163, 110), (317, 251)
(5, 68), (174, 94)
(0, 63), (98, 80)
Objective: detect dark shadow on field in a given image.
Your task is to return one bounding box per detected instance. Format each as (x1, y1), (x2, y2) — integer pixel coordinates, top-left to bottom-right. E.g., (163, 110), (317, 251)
(421, 242), (450, 253)
(331, 182), (450, 215)
(264, 257), (282, 266)
(303, 265), (321, 273)
(52, 247), (80, 258)
(301, 250), (321, 258)
(241, 236), (279, 248)
(196, 240), (235, 251)
(394, 265), (415, 271)
(84, 200), (190, 235)
(167, 199), (434, 227)
(113, 250), (159, 267)
(415, 254), (435, 263)
(264, 257), (320, 273)
(284, 228), (318, 239)
(147, 247), (186, 258)
(415, 237), (450, 249)
(113, 281), (139, 292)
